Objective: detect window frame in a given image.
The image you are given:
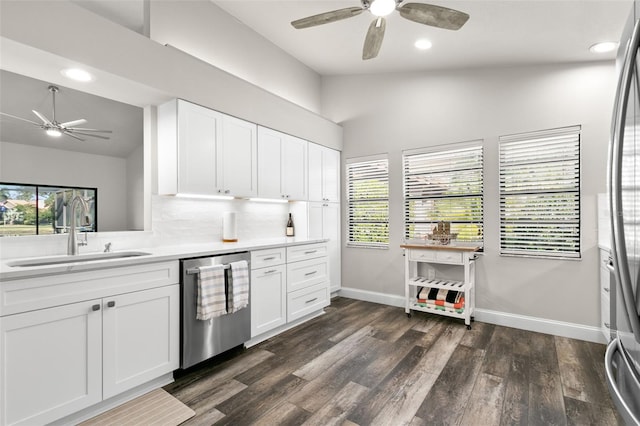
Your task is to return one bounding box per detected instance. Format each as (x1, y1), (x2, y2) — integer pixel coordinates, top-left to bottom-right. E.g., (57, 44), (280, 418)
(345, 154), (390, 249)
(498, 125), (582, 260)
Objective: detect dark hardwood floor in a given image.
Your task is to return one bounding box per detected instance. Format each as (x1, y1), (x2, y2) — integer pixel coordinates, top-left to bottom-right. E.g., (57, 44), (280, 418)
(165, 297), (621, 425)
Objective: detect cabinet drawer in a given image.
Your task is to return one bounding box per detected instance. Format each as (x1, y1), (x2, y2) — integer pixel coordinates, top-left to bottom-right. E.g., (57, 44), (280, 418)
(287, 243), (328, 263)
(251, 247), (286, 269)
(408, 250), (436, 262)
(287, 282), (329, 322)
(0, 261), (179, 316)
(436, 251), (463, 264)
(287, 257), (328, 292)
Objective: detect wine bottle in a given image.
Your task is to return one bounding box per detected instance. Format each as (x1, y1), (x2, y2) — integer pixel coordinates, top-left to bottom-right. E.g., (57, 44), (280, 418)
(286, 213), (295, 237)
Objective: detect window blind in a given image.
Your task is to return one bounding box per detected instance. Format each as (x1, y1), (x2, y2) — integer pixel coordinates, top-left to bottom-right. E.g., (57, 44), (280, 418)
(346, 157), (389, 248)
(403, 143), (484, 243)
(499, 126), (581, 259)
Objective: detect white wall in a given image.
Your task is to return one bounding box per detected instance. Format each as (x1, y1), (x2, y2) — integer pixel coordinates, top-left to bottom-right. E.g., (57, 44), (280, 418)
(322, 62), (616, 327)
(0, 141), (129, 232)
(149, 1), (322, 115)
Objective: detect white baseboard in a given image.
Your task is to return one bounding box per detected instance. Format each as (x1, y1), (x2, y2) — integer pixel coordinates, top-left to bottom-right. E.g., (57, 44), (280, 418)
(337, 287), (607, 344)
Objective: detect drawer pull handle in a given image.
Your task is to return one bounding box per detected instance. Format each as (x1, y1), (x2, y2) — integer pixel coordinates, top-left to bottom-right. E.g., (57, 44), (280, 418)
(304, 250), (317, 254)
(305, 271), (318, 276)
(305, 297), (318, 304)
(92, 304), (100, 311)
(604, 287), (610, 293)
(107, 301), (116, 308)
(265, 269), (277, 274)
(604, 322), (611, 328)
(263, 256), (276, 261)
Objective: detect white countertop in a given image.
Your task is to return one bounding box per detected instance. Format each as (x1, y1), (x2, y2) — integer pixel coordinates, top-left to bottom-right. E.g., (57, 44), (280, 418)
(0, 237), (328, 281)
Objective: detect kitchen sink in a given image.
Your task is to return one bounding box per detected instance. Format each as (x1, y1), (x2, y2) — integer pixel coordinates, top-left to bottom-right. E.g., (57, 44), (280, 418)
(7, 251), (152, 267)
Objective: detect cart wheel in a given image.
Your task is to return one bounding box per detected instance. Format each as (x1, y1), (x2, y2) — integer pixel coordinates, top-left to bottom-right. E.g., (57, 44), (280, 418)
(407, 313), (412, 318)
(471, 316), (475, 322)
(466, 324), (472, 330)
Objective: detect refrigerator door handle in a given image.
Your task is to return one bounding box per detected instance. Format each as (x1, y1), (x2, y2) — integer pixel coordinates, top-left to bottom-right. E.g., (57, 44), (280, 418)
(609, 17), (640, 344)
(605, 338), (640, 425)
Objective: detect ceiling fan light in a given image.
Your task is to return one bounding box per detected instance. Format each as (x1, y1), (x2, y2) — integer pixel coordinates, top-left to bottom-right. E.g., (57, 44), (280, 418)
(370, 0), (396, 17)
(61, 68), (93, 82)
(46, 128), (62, 137)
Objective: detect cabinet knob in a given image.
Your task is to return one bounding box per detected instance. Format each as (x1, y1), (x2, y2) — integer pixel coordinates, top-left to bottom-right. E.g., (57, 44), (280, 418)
(224, 190), (230, 194)
(92, 304), (100, 311)
(604, 322), (610, 328)
(107, 301), (116, 308)
(604, 287), (610, 293)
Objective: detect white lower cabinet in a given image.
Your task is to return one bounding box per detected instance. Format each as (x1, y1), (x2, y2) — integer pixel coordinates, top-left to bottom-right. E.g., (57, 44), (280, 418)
(103, 285), (180, 399)
(308, 202), (341, 292)
(0, 300), (102, 426)
(250, 248), (287, 338)
(286, 243), (330, 322)
(0, 262), (180, 426)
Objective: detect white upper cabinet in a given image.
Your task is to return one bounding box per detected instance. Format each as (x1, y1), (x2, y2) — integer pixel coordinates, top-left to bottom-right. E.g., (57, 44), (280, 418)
(257, 126), (308, 201)
(220, 114), (258, 198)
(157, 99), (257, 197)
(308, 143), (340, 202)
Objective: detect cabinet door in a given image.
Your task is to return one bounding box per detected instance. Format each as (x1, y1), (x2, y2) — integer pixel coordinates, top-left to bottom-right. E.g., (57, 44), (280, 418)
(0, 300), (102, 426)
(308, 202), (324, 239)
(177, 100), (223, 195)
(308, 143), (323, 202)
(102, 285), (180, 399)
(282, 135), (308, 200)
(322, 148), (340, 202)
(257, 126), (284, 199)
(251, 265), (287, 337)
(221, 114), (258, 197)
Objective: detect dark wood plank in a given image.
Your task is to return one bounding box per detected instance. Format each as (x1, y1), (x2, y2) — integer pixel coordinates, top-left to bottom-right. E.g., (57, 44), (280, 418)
(415, 344), (486, 424)
(459, 372), (505, 425)
(528, 332), (567, 426)
(500, 354), (530, 426)
(252, 401), (312, 426)
(459, 319), (495, 350)
(564, 396), (621, 426)
(301, 381), (370, 425)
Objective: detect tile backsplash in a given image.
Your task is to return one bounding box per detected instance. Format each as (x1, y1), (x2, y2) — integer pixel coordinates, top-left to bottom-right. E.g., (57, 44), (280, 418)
(0, 195), (307, 259)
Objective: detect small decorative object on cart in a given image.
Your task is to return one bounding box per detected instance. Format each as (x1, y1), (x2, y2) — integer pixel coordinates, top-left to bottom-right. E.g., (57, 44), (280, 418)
(427, 221), (458, 245)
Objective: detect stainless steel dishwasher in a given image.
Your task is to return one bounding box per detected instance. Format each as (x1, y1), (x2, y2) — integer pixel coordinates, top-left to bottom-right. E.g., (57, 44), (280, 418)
(180, 251), (251, 369)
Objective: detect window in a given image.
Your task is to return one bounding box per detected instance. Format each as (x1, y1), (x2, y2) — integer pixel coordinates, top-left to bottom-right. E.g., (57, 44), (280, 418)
(403, 142), (484, 244)
(499, 125), (581, 259)
(0, 182), (97, 237)
(346, 155), (389, 248)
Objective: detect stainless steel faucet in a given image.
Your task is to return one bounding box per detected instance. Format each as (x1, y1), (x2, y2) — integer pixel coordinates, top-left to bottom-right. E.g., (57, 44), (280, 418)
(67, 195), (90, 255)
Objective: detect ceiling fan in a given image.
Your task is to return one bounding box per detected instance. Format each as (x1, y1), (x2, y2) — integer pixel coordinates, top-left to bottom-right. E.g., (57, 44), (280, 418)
(0, 85), (112, 141)
(291, 0), (469, 60)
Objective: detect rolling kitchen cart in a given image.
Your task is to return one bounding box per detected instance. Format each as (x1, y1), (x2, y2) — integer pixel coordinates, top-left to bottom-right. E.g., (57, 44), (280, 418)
(401, 243), (480, 329)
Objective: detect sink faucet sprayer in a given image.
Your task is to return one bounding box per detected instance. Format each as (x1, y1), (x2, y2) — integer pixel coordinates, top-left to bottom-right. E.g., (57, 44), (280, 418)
(67, 195), (91, 255)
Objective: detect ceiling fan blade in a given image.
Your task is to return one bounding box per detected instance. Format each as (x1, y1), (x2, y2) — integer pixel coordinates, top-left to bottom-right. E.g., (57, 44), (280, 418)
(60, 118), (87, 128)
(363, 17), (386, 60)
(61, 131), (85, 141)
(32, 110), (53, 125)
(399, 3), (469, 30)
(292, 7), (363, 29)
(65, 127), (113, 133)
(0, 111), (42, 126)
(67, 130), (111, 140)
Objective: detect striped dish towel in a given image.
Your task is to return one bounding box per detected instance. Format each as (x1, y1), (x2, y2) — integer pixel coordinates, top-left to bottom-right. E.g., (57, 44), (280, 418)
(229, 260), (249, 313)
(196, 264), (227, 320)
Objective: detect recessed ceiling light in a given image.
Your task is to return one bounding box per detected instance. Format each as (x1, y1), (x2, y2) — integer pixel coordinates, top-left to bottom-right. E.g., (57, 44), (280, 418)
(415, 39), (433, 50)
(61, 68), (93, 82)
(589, 41), (618, 53)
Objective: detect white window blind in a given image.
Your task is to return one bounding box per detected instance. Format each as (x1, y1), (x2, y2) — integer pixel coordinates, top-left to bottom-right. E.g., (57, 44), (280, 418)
(499, 125), (581, 259)
(346, 156), (389, 248)
(403, 143), (484, 243)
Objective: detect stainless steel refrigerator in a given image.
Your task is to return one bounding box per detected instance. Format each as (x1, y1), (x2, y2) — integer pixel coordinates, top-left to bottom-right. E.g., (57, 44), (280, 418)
(607, 2), (640, 424)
